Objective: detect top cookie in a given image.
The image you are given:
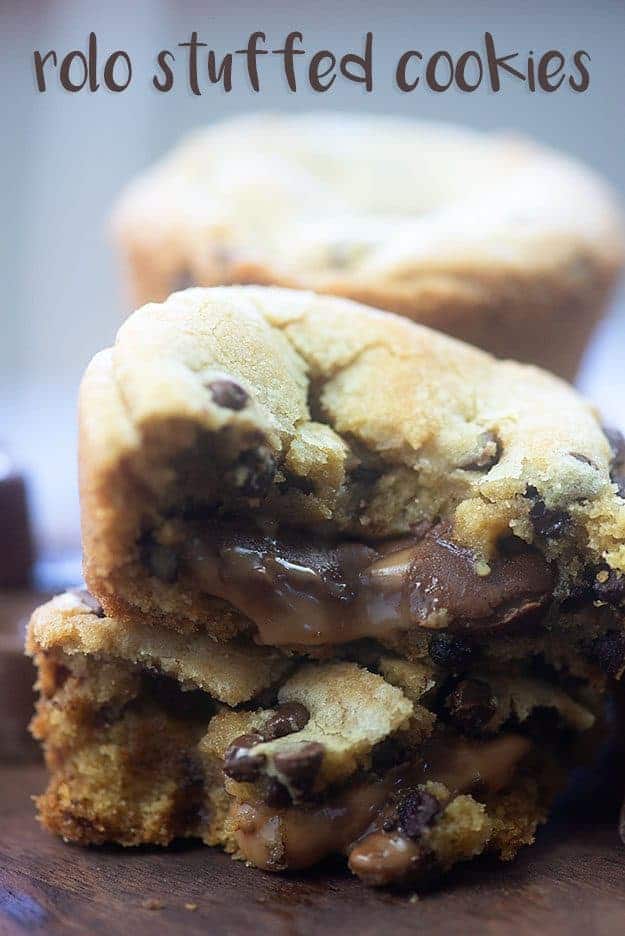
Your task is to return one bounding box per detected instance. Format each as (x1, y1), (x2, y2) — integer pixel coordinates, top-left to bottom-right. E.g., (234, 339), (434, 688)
(112, 114), (623, 379)
(79, 286), (625, 644)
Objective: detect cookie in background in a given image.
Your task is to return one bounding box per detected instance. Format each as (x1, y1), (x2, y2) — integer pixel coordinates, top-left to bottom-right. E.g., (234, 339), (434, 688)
(112, 114), (624, 381)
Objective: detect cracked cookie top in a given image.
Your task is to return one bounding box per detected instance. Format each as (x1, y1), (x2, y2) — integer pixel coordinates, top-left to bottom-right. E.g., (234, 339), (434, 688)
(203, 661), (419, 799)
(79, 285), (625, 636)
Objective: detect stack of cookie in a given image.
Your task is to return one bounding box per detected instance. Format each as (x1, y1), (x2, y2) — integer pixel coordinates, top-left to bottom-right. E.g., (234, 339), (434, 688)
(27, 286), (625, 888)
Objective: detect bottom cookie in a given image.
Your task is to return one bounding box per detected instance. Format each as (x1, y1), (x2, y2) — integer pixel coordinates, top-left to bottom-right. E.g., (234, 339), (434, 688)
(27, 592), (604, 889)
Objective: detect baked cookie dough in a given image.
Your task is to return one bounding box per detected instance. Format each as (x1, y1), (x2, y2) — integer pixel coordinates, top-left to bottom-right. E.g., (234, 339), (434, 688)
(79, 287), (625, 652)
(33, 284), (625, 888)
(27, 589), (600, 887)
(112, 114), (624, 379)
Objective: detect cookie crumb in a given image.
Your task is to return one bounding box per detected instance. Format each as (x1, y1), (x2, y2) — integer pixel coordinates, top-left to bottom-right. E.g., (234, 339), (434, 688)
(184, 902), (198, 911)
(409, 893), (420, 904)
(474, 560), (491, 577)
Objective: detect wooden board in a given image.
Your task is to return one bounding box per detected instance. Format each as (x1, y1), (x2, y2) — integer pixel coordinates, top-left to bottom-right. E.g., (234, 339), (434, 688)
(1, 764), (624, 936)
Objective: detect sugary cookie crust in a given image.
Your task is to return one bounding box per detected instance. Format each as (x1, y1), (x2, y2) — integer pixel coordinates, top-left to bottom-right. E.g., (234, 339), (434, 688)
(112, 114), (624, 379)
(236, 661), (415, 793)
(79, 286), (625, 638)
(28, 592), (292, 706)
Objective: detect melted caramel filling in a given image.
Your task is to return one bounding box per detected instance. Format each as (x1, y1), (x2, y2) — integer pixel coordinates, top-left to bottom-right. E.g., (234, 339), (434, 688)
(186, 521), (552, 646)
(229, 733), (531, 871)
(347, 831), (423, 887)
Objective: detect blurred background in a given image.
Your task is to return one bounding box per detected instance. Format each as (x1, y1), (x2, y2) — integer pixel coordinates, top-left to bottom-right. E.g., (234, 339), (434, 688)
(1, 0), (624, 576)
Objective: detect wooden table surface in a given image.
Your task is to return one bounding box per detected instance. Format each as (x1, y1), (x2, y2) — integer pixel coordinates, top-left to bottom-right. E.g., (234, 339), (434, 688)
(1, 763), (624, 936)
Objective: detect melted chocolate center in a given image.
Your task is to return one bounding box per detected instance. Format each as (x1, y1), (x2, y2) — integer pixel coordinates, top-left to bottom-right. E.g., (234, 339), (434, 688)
(185, 521), (553, 646)
(230, 733), (532, 873)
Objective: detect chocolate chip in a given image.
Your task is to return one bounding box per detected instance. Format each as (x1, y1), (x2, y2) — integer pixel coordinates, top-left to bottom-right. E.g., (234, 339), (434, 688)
(446, 679), (497, 735)
(428, 633), (475, 670)
(589, 631), (625, 679)
(264, 778), (291, 808)
(351, 463), (382, 486)
(562, 564), (623, 611)
(406, 523), (553, 634)
(69, 587), (105, 617)
(371, 737), (410, 773)
(208, 379), (249, 411)
(526, 487), (570, 539)
(223, 732), (266, 782)
(569, 452), (595, 468)
(263, 702), (310, 741)
(281, 472), (316, 496)
(228, 447), (276, 498)
(557, 565), (595, 611)
(593, 568), (625, 608)
(143, 541), (180, 584)
(497, 535), (530, 557)
(459, 431), (501, 471)
(174, 752), (206, 832)
(396, 789), (441, 840)
(273, 741), (324, 792)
